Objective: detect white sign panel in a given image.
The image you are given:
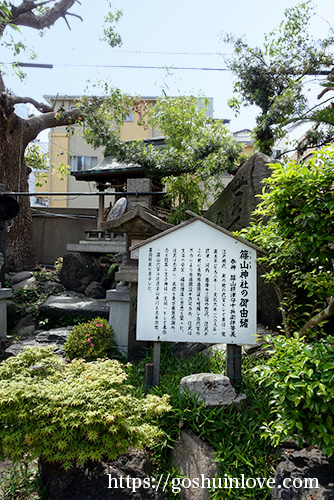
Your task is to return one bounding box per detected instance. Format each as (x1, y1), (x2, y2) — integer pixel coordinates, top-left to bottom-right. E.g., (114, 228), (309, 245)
(136, 220), (257, 344)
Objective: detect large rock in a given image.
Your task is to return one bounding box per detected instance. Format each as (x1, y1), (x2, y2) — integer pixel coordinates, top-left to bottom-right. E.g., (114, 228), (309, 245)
(39, 450), (166, 500)
(180, 373), (246, 409)
(3, 327), (73, 359)
(42, 281), (66, 295)
(12, 276), (37, 291)
(205, 152), (282, 329)
(171, 430), (219, 500)
(9, 314), (36, 337)
(84, 280), (106, 299)
(39, 292), (109, 320)
(60, 252), (102, 293)
(271, 448), (334, 499)
(10, 271), (33, 285)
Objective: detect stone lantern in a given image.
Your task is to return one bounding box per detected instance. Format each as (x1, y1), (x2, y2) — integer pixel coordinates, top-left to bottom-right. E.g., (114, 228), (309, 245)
(102, 204), (172, 359)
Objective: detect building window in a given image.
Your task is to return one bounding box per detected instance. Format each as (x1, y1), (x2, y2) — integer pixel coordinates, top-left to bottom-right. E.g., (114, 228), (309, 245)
(123, 110), (133, 122)
(272, 150), (282, 159)
(70, 155), (98, 172)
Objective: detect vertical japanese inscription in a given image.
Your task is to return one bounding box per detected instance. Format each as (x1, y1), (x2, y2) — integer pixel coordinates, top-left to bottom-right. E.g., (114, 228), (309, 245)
(171, 248), (177, 331)
(154, 250), (161, 332)
(213, 249), (218, 335)
(180, 248), (185, 333)
(221, 249), (227, 336)
(141, 237), (255, 343)
(229, 258), (237, 338)
(196, 248), (202, 335)
(188, 248), (194, 335)
(239, 249), (251, 328)
(162, 248), (169, 335)
(204, 248), (210, 335)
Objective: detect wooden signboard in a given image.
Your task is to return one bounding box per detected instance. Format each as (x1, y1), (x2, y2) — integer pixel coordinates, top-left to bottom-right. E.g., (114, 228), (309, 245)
(131, 215), (261, 385)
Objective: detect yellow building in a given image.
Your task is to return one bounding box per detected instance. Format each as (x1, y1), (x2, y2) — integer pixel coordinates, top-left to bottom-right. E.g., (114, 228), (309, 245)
(39, 95), (160, 209)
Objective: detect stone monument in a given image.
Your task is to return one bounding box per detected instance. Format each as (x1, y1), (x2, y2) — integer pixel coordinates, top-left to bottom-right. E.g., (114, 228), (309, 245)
(204, 152), (282, 329)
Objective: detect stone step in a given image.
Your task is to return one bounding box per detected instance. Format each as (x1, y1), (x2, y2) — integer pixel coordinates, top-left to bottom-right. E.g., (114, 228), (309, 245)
(2, 326), (73, 360)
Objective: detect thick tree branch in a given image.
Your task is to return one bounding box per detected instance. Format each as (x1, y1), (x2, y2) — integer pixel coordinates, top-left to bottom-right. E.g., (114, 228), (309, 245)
(23, 107), (81, 142)
(301, 296), (334, 334)
(10, 1), (54, 17)
(8, 95), (53, 113)
(7, 0), (82, 31)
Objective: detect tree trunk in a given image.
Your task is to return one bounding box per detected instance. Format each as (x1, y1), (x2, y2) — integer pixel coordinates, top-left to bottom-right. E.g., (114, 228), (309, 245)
(0, 118), (38, 271)
(0, 0), (88, 271)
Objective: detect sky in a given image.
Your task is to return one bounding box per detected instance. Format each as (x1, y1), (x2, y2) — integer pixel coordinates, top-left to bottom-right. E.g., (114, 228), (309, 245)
(2, 0), (334, 138)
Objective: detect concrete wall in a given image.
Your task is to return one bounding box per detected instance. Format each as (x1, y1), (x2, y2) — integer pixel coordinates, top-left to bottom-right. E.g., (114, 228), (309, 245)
(32, 207), (98, 266)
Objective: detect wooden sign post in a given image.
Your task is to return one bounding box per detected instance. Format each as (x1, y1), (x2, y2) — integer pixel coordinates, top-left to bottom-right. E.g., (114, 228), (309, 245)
(153, 341), (161, 387)
(226, 344), (242, 385)
(131, 215), (260, 387)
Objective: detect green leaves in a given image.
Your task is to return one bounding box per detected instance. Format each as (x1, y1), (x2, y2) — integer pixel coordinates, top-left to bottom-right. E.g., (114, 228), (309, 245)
(0, 347), (171, 468)
(253, 334), (334, 456)
(238, 144), (334, 335)
(101, 6), (123, 47)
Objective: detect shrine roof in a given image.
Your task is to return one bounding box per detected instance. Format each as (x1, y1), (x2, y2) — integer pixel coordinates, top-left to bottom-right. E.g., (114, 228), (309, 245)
(101, 203), (172, 234)
(130, 211), (265, 254)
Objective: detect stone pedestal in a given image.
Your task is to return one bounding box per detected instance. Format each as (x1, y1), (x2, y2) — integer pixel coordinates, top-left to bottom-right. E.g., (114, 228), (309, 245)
(106, 285), (130, 356)
(0, 288), (12, 338)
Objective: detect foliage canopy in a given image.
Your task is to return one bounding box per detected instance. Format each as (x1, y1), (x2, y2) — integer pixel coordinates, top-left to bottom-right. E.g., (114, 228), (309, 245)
(224, 1), (334, 155)
(87, 94), (244, 223)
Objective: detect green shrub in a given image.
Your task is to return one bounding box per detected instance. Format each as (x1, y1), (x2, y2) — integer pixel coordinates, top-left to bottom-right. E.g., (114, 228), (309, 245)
(63, 317), (115, 361)
(237, 145), (334, 336)
(0, 347), (171, 470)
(128, 344), (278, 499)
(11, 268), (57, 325)
(253, 334), (334, 456)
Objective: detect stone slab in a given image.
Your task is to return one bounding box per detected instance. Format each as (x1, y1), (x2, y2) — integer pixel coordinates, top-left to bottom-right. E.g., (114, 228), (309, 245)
(115, 269), (138, 283)
(106, 288), (130, 302)
(0, 288), (12, 299)
(10, 271), (33, 285)
(3, 327), (73, 359)
(0, 288), (11, 339)
(171, 430), (218, 500)
(39, 293), (109, 320)
(67, 242), (126, 253)
(12, 277), (37, 291)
